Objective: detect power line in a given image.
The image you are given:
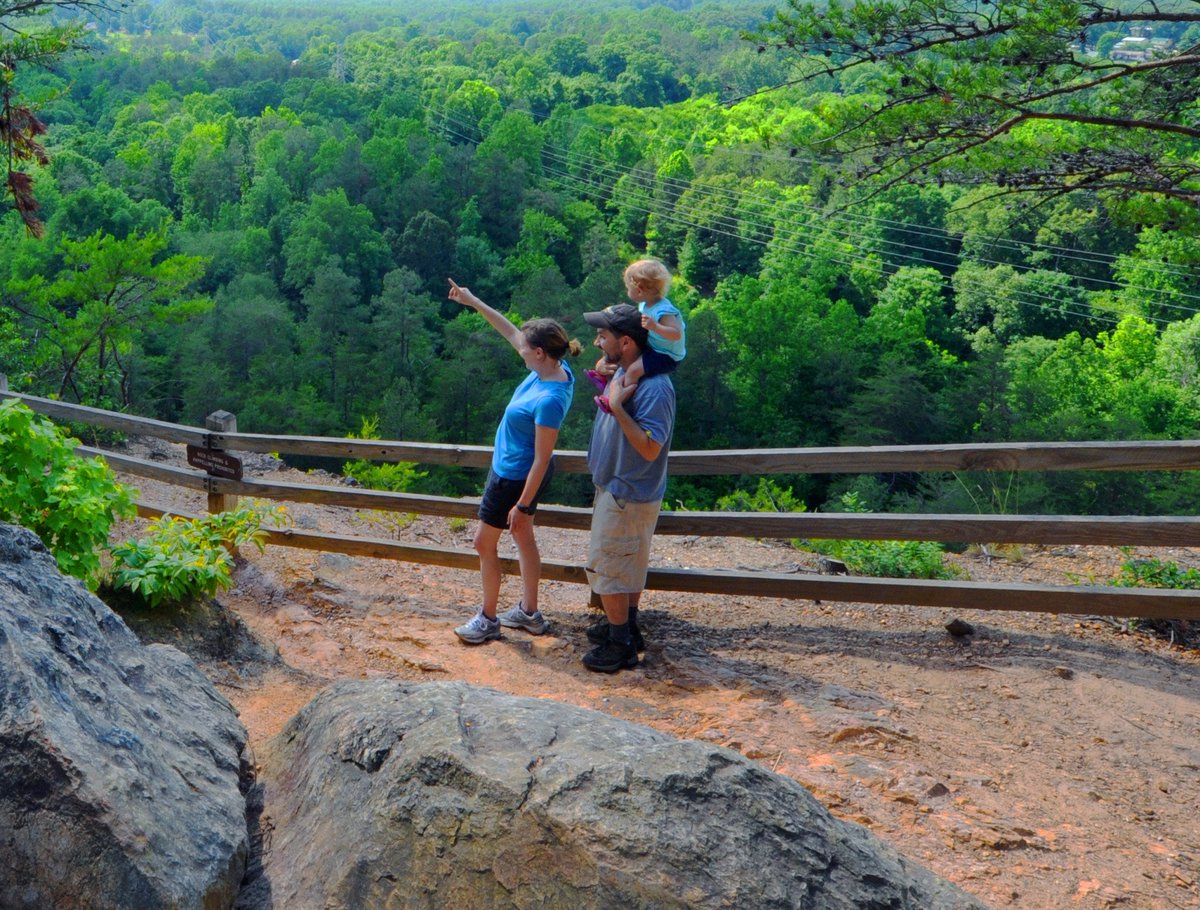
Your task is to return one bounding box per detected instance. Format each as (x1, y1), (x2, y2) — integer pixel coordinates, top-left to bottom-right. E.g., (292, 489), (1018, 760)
(525, 106), (1200, 284)
(537, 159), (1129, 331)
(437, 112), (1155, 329)
(529, 138), (1192, 326)
(536, 139), (1200, 314)
(433, 110), (1183, 330)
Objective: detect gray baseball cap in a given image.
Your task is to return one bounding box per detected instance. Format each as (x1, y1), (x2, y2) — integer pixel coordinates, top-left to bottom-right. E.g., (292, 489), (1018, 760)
(583, 304), (648, 345)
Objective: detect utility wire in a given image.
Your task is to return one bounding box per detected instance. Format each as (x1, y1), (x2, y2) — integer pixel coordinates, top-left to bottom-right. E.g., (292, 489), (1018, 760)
(530, 139), (1192, 325)
(525, 107), (1200, 283)
(535, 139), (1200, 313)
(536, 160), (1128, 330)
(438, 113), (1156, 329)
(434, 111), (1180, 330)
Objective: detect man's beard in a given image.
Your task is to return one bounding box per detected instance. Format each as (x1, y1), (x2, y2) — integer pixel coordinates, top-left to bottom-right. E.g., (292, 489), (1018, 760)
(603, 351), (620, 364)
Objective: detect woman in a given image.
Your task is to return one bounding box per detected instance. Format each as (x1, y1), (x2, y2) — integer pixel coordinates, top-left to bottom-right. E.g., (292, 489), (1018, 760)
(447, 278), (580, 644)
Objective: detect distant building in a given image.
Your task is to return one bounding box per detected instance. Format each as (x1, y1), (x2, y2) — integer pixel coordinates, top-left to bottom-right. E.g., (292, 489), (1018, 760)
(1111, 26), (1174, 62)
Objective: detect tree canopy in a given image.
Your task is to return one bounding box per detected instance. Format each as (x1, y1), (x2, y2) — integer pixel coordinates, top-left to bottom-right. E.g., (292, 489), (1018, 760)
(753, 0), (1200, 206)
(3, 0), (1199, 516)
(1, 0), (125, 235)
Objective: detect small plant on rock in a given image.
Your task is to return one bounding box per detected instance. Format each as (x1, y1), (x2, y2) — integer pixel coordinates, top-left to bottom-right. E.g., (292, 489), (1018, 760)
(108, 503), (286, 607)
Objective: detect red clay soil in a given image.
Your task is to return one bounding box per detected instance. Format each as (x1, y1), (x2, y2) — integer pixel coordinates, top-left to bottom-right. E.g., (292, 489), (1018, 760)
(113, 446), (1200, 910)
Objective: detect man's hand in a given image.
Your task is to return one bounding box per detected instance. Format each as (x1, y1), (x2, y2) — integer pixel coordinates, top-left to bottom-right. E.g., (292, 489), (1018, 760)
(607, 372), (662, 461)
(607, 371), (638, 413)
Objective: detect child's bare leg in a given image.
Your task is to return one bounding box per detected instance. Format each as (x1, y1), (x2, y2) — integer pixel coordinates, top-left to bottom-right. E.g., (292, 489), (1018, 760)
(623, 356), (645, 385)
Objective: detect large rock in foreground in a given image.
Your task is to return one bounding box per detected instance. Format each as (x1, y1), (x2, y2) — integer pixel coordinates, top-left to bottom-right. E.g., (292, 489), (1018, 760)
(0, 523), (250, 909)
(245, 679), (983, 910)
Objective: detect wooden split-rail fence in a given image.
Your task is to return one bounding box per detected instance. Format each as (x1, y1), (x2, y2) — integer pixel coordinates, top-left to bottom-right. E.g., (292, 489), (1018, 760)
(4, 378), (1200, 621)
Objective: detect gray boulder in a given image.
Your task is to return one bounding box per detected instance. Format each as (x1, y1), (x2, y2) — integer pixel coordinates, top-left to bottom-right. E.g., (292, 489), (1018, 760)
(0, 523), (250, 909)
(244, 679), (984, 910)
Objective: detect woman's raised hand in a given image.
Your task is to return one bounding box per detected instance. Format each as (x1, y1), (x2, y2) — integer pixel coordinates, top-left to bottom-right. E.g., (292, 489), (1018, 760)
(447, 278), (478, 308)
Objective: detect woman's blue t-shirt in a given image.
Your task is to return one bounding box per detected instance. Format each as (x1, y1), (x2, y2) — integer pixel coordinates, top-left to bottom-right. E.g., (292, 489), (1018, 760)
(492, 364), (575, 480)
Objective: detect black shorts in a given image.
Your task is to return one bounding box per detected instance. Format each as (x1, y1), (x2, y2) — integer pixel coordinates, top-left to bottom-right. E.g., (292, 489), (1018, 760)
(641, 346), (680, 378)
(477, 457), (556, 529)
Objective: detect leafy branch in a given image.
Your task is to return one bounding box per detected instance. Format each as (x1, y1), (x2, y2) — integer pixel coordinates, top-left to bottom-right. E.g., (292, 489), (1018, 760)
(1, 0), (126, 235)
(750, 0), (1200, 203)
(0, 398), (134, 585)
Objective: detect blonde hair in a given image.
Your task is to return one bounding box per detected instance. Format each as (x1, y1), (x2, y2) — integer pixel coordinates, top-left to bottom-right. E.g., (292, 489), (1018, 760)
(623, 258), (672, 299)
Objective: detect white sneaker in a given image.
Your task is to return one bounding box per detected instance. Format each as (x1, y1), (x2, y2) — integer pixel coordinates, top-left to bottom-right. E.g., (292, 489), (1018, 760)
(497, 602), (548, 635)
(455, 609), (501, 644)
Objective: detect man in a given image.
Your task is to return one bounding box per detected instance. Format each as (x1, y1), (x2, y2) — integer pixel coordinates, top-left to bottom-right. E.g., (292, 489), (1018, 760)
(580, 303), (677, 673)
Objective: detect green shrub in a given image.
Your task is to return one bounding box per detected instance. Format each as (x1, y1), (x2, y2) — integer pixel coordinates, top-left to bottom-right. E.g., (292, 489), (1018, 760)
(342, 416), (427, 492)
(1106, 556), (1200, 645)
(0, 399), (134, 587)
(832, 538), (959, 579)
(108, 504), (285, 607)
(1112, 557), (1200, 591)
(716, 478), (806, 514)
(341, 417), (427, 536)
(803, 492), (960, 580)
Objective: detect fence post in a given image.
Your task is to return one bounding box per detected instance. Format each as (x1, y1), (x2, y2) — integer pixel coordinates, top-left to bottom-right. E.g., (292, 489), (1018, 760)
(205, 410), (239, 515)
(0, 374), (8, 393)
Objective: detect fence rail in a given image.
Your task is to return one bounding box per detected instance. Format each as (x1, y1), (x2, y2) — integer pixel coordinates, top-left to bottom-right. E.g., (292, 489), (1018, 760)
(6, 385), (1200, 620)
(100, 449), (1200, 546)
(133, 502), (1200, 621)
(12, 388), (1200, 474)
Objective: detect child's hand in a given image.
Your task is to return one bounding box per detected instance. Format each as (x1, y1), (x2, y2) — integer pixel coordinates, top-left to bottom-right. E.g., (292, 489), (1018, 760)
(593, 357), (616, 377)
(641, 314), (658, 332)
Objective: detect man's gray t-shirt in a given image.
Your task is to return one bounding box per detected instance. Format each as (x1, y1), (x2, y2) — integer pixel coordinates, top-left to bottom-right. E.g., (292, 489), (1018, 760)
(587, 370), (676, 502)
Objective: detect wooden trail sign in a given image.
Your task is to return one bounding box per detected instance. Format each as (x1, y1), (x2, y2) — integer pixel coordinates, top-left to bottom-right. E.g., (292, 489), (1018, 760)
(186, 444), (243, 481)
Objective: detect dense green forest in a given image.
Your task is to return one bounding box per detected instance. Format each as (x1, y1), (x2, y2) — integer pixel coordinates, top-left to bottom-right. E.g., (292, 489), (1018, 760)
(4, 0), (1200, 516)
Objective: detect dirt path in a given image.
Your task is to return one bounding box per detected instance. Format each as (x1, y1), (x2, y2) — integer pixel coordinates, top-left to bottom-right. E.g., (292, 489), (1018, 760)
(115, 445), (1200, 909)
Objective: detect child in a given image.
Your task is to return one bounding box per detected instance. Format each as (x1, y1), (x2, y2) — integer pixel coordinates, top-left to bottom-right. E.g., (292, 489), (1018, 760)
(586, 258), (685, 413)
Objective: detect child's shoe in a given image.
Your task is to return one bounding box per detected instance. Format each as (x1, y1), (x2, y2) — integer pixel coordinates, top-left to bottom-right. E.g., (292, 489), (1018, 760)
(585, 369), (609, 392)
(594, 395), (612, 414)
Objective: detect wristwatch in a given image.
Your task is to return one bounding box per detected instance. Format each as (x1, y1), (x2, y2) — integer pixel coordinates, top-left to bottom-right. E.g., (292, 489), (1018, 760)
(516, 503), (536, 515)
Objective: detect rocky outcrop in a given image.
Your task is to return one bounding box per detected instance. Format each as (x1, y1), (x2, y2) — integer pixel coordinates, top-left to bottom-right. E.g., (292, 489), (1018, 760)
(0, 523), (251, 909)
(243, 680), (985, 910)
(112, 571), (282, 689)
